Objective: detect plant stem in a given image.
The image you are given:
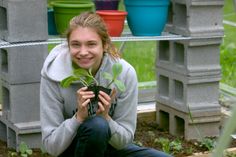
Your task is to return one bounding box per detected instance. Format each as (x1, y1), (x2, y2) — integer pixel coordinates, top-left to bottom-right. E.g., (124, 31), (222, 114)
(212, 104), (236, 157)
(106, 79), (114, 88)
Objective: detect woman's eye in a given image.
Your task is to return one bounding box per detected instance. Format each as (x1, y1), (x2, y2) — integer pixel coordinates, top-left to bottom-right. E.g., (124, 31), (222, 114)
(71, 43), (80, 48)
(88, 43), (96, 47)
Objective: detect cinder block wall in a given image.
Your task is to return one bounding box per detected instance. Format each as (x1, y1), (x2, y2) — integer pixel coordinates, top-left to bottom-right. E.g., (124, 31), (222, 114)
(0, 0), (48, 151)
(156, 0), (224, 140)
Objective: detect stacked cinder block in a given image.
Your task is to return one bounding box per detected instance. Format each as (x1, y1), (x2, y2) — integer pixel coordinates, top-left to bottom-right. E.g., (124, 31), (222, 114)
(0, 0), (48, 151)
(156, 0), (224, 140)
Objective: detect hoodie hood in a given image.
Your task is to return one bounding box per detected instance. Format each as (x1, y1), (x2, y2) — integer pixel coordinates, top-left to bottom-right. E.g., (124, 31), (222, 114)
(41, 42), (73, 82)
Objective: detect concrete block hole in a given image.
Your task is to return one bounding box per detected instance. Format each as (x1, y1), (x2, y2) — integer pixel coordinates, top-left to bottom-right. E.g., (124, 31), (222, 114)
(175, 116), (185, 137)
(159, 41), (170, 61)
(174, 42), (184, 66)
(159, 110), (169, 131)
(1, 49), (8, 73)
(159, 75), (169, 98)
(0, 6), (7, 33)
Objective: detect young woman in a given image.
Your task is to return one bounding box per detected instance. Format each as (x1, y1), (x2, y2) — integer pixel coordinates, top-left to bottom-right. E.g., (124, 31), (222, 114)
(40, 11), (172, 157)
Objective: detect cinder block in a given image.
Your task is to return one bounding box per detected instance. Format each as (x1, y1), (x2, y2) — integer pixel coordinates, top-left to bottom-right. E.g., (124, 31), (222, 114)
(0, 0), (47, 42)
(157, 37), (222, 77)
(156, 102), (221, 140)
(0, 45), (48, 84)
(169, 0), (224, 37)
(156, 67), (221, 113)
(6, 121), (41, 151)
(1, 81), (40, 123)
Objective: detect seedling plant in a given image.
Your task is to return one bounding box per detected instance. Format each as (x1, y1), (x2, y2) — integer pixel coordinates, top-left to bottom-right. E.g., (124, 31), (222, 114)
(61, 62), (126, 116)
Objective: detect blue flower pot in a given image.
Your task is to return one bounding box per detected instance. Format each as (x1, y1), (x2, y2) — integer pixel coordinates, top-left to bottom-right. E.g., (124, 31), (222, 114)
(124, 0), (170, 36)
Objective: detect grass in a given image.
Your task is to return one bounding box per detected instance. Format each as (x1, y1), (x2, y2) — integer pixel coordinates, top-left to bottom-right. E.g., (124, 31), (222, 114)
(116, 41), (156, 82)
(220, 0), (236, 87)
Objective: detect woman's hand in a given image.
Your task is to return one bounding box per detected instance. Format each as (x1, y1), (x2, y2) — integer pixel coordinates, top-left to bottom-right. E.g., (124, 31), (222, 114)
(76, 87), (94, 122)
(97, 88), (116, 120)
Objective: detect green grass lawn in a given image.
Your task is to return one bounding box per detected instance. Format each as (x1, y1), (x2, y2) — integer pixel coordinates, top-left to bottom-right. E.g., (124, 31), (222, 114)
(220, 0), (236, 87)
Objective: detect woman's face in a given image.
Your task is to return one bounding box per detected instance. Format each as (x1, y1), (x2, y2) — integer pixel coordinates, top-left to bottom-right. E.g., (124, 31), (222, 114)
(69, 27), (104, 74)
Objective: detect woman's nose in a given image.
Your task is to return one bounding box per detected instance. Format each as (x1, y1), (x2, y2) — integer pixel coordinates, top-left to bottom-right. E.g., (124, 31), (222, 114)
(78, 45), (88, 56)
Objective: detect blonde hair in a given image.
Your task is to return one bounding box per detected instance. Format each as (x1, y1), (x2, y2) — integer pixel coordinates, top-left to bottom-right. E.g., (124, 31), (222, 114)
(66, 11), (120, 58)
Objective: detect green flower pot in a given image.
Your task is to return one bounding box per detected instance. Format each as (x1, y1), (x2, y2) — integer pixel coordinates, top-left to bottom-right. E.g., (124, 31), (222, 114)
(52, 1), (94, 35)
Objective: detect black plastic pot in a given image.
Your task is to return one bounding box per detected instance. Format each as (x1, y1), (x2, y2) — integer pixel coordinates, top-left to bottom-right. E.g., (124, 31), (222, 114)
(87, 85), (111, 116)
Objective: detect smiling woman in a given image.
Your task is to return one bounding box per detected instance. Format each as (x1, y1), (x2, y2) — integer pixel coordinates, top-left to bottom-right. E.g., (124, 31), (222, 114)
(40, 12), (172, 157)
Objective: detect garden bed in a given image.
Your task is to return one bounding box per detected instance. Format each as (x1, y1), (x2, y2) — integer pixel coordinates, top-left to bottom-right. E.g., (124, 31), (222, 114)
(1, 115), (236, 157)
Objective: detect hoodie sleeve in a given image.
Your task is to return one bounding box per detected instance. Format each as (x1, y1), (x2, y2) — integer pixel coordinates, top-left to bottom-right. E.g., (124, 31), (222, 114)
(108, 65), (138, 149)
(40, 77), (81, 156)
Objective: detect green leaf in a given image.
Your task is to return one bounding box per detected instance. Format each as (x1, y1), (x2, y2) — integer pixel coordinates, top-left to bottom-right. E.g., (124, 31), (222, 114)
(114, 79), (126, 92)
(73, 68), (89, 77)
(112, 63), (122, 78)
(19, 142), (27, 154)
(26, 149), (33, 155)
(84, 76), (95, 86)
(60, 76), (78, 88)
(88, 68), (93, 76)
(102, 72), (113, 82)
(21, 154), (27, 157)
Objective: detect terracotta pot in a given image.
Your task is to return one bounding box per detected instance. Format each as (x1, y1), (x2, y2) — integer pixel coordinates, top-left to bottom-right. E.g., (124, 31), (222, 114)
(96, 10), (127, 37)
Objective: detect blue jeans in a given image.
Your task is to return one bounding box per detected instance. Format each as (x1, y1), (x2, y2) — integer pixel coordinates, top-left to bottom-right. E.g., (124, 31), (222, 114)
(59, 116), (172, 157)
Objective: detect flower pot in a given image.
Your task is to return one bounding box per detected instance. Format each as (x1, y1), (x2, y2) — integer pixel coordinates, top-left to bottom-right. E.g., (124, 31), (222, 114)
(87, 85), (111, 116)
(94, 0), (120, 10)
(96, 10), (127, 37)
(124, 0), (170, 36)
(52, 1), (95, 35)
(47, 8), (58, 35)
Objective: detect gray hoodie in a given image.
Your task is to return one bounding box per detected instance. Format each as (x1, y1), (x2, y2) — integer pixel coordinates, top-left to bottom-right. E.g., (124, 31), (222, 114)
(40, 42), (138, 156)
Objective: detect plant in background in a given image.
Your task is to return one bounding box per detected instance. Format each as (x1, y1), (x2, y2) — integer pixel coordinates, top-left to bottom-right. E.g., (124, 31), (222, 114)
(61, 62), (126, 116)
(19, 142), (33, 157)
(154, 137), (171, 154)
(199, 137), (216, 151)
(212, 104), (236, 157)
(154, 137), (182, 155)
(169, 139), (182, 154)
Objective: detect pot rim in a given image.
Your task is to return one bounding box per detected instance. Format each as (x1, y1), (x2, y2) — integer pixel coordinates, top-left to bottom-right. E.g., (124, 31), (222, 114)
(96, 10), (127, 16)
(52, 1), (94, 8)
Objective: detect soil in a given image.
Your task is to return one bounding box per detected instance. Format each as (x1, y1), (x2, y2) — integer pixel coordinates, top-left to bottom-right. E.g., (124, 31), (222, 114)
(1, 120), (236, 157)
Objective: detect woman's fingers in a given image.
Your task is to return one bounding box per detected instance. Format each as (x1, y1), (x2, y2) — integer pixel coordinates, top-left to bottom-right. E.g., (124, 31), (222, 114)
(81, 99), (91, 108)
(77, 87), (94, 104)
(97, 102), (105, 112)
(99, 91), (111, 103)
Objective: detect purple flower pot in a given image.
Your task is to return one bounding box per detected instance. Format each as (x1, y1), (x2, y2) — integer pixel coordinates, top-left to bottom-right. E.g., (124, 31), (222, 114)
(94, 0), (119, 10)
